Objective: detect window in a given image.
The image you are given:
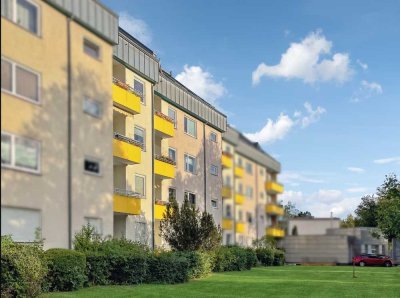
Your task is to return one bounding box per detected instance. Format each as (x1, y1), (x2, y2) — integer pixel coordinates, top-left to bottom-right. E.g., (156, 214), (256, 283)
(184, 154), (196, 174)
(1, 207), (41, 242)
(134, 126), (145, 149)
(134, 79), (144, 103)
(237, 157), (243, 167)
(184, 191), (196, 205)
(83, 98), (102, 118)
(168, 188), (176, 201)
(247, 212), (253, 224)
(168, 107), (177, 128)
(238, 210), (243, 221)
(84, 158), (100, 175)
(2, 0), (40, 34)
(168, 147), (176, 164)
(1, 132), (40, 173)
(83, 38), (100, 59)
(210, 164), (218, 176)
(135, 175), (145, 197)
(224, 175), (231, 187)
(211, 199), (218, 209)
(246, 186), (253, 198)
(84, 217), (102, 235)
(237, 183), (243, 194)
(184, 116), (197, 137)
(245, 162), (253, 174)
(226, 205), (232, 218)
(1, 58), (40, 103)
(210, 132), (217, 142)
(260, 168), (264, 176)
(226, 234), (231, 245)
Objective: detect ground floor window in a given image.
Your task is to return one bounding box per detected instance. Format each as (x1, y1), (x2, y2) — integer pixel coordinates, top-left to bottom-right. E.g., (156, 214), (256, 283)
(84, 217), (103, 235)
(1, 207), (41, 242)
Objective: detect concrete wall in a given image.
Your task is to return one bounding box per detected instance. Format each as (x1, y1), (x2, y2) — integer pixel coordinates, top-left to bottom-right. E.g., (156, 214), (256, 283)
(288, 218), (341, 236)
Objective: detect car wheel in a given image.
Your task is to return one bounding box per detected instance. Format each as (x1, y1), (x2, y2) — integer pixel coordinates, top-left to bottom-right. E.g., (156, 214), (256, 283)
(359, 261), (366, 267)
(384, 262), (392, 267)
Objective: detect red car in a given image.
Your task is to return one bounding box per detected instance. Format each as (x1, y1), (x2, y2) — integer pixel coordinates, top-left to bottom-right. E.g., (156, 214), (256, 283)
(353, 254), (393, 267)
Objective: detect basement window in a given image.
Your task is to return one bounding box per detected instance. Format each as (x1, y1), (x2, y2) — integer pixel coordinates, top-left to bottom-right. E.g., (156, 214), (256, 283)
(84, 158), (101, 175)
(83, 38), (100, 59)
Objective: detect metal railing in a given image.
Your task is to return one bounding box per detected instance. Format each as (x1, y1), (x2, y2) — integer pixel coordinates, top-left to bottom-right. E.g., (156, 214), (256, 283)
(113, 77), (143, 97)
(114, 132), (143, 148)
(154, 154), (176, 165)
(114, 188), (143, 199)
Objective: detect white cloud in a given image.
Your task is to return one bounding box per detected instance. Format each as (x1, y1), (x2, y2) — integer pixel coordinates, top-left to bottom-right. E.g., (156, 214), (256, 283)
(373, 156), (400, 165)
(347, 167), (365, 173)
(347, 187), (368, 193)
(245, 102), (326, 144)
(357, 59), (368, 70)
(119, 12), (152, 46)
(280, 171), (325, 184)
(351, 80), (383, 103)
(252, 30), (353, 85)
(175, 65), (226, 106)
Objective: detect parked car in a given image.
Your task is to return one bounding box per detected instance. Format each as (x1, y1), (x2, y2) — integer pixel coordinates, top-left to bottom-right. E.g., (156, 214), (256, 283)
(353, 254), (393, 267)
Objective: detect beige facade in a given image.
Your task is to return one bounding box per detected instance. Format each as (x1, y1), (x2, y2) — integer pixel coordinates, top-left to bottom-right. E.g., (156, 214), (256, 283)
(1, 0), (116, 248)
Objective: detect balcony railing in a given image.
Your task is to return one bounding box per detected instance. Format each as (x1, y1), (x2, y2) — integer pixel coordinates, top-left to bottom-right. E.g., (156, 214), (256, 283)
(266, 227), (285, 238)
(221, 151), (233, 168)
(265, 204), (284, 216)
(113, 133), (142, 164)
(235, 193), (245, 205)
(114, 188), (143, 199)
(113, 77), (142, 97)
(234, 166), (244, 178)
(154, 111), (175, 138)
(265, 181), (284, 194)
(154, 154), (176, 166)
(114, 132), (143, 149)
(112, 77), (141, 114)
(222, 218), (233, 230)
(154, 155), (176, 179)
(113, 188), (142, 215)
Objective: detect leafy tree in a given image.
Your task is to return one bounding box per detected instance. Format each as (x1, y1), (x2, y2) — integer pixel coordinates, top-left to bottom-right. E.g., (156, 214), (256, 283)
(297, 211), (313, 218)
(252, 235), (277, 249)
(160, 198), (222, 251)
(340, 214), (357, 228)
(283, 201), (312, 218)
(354, 195), (378, 227)
(376, 174), (400, 241)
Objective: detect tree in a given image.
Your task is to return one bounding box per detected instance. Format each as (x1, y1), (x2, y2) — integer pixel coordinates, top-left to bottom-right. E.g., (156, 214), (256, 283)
(354, 195), (378, 227)
(283, 201), (312, 218)
(376, 174), (400, 241)
(340, 214), (357, 228)
(297, 211), (313, 218)
(160, 198), (222, 251)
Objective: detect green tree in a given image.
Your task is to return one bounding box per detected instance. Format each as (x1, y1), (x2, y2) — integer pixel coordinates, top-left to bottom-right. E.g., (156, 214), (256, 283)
(376, 174), (400, 241)
(283, 201), (312, 218)
(297, 211), (313, 218)
(340, 214), (357, 228)
(160, 198), (222, 251)
(354, 195), (378, 227)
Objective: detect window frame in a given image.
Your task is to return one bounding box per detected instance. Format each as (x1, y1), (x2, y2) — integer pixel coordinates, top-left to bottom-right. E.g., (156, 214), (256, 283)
(83, 38), (101, 60)
(211, 199), (218, 209)
(4, 0), (41, 36)
(210, 164), (218, 176)
(184, 116), (197, 138)
(168, 187), (176, 201)
(210, 131), (217, 143)
(168, 106), (177, 128)
(134, 125), (146, 151)
(184, 153), (196, 174)
(84, 156), (101, 176)
(134, 78), (145, 104)
(245, 162), (253, 175)
(135, 174), (146, 198)
(1, 56), (41, 104)
(184, 190), (196, 205)
(83, 97), (102, 118)
(1, 131), (41, 174)
(168, 147), (177, 166)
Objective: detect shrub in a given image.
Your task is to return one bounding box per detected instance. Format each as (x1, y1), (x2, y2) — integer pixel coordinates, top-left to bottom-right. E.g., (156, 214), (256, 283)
(45, 249), (86, 292)
(212, 246), (256, 272)
(177, 251), (213, 279)
(85, 252), (111, 286)
(212, 246), (235, 272)
(108, 252), (148, 285)
(245, 248), (258, 269)
(1, 235), (48, 298)
(255, 247), (275, 266)
(273, 249), (285, 266)
(146, 252), (189, 284)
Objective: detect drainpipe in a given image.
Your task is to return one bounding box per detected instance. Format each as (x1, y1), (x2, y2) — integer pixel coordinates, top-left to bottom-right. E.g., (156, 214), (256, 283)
(233, 163), (236, 245)
(203, 122), (207, 212)
(67, 17), (72, 249)
(255, 165), (259, 242)
(151, 85), (155, 250)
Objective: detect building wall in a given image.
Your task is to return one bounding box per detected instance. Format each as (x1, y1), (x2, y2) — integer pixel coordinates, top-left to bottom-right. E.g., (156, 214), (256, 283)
(288, 218), (341, 236)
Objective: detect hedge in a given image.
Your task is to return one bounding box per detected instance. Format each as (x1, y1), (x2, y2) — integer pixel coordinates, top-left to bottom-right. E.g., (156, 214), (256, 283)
(255, 247), (285, 266)
(176, 251), (213, 279)
(146, 252), (189, 284)
(45, 249), (86, 292)
(212, 246), (257, 272)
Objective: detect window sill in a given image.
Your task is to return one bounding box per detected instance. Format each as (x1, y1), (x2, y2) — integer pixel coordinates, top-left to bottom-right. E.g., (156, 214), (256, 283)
(84, 171), (102, 177)
(1, 89), (41, 106)
(1, 164), (41, 176)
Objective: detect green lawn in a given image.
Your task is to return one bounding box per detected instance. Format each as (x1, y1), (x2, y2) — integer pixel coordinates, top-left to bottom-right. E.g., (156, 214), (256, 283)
(42, 266), (400, 298)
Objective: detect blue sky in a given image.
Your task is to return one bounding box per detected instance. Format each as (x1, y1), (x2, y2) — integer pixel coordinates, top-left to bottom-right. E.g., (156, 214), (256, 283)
(104, 0), (400, 218)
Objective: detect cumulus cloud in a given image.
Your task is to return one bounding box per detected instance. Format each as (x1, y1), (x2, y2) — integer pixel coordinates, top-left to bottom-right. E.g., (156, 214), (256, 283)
(245, 102), (326, 144)
(351, 80), (383, 103)
(119, 12), (152, 45)
(347, 187), (368, 193)
(357, 59), (368, 70)
(280, 171), (325, 185)
(175, 65), (226, 106)
(281, 189), (362, 218)
(252, 30), (353, 85)
(373, 156), (400, 165)
(347, 167), (365, 173)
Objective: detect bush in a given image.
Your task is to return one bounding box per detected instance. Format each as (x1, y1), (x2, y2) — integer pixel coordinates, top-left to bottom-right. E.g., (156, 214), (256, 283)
(108, 252), (148, 285)
(45, 249), (86, 292)
(146, 252), (189, 284)
(212, 246), (256, 272)
(176, 251), (213, 279)
(273, 249), (285, 266)
(255, 247), (275, 266)
(1, 235), (48, 298)
(245, 248), (258, 269)
(85, 252), (111, 286)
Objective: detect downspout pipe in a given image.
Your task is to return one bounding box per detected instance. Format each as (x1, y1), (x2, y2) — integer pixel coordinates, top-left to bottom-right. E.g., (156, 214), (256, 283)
(67, 17), (72, 249)
(151, 86), (155, 250)
(203, 122), (207, 212)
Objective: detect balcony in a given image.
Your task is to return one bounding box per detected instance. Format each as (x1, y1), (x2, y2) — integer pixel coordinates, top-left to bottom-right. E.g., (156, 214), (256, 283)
(236, 222), (245, 234)
(265, 181), (284, 194)
(234, 166), (244, 178)
(112, 78), (141, 114)
(154, 200), (168, 220)
(266, 227), (285, 238)
(154, 111), (175, 138)
(222, 186), (232, 198)
(221, 152), (233, 168)
(113, 189), (141, 215)
(154, 155), (176, 179)
(235, 193), (245, 205)
(222, 218), (233, 230)
(113, 133), (142, 165)
(265, 204), (284, 216)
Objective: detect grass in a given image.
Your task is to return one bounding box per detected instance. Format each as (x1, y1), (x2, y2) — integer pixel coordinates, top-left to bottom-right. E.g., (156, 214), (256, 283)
(42, 266), (400, 298)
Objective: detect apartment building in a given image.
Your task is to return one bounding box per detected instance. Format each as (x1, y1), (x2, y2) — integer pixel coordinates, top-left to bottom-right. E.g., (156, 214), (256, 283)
(1, 0), (118, 248)
(221, 126), (284, 246)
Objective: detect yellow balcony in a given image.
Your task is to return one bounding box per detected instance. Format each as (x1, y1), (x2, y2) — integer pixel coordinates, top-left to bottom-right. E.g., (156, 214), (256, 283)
(234, 166), (244, 178)
(236, 222), (245, 234)
(113, 193), (141, 215)
(154, 157), (175, 179)
(222, 218), (233, 230)
(221, 153), (233, 168)
(154, 112), (175, 138)
(222, 186), (232, 198)
(154, 202), (167, 220)
(265, 181), (284, 194)
(112, 82), (141, 114)
(266, 227), (285, 238)
(235, 193), (245, 205)
(265, 204), (284, 216)
(113, 137), (141, 164)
